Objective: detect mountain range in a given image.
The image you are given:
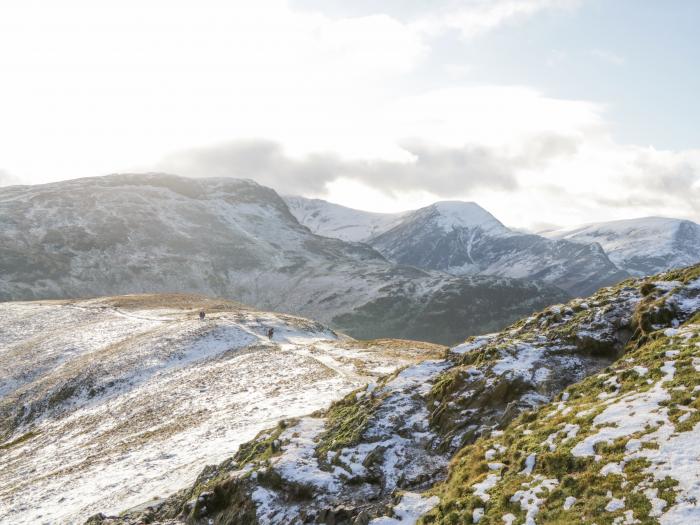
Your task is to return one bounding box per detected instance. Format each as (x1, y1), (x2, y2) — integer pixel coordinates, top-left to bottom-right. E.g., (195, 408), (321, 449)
(287, 196), (700, 295)
(0, 174), (567, 345)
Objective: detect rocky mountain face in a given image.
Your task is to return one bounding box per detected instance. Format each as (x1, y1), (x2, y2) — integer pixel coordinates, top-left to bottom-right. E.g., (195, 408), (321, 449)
(543, 216), (700, 277)
(288, 197), (628, 297)
(91, 265), (699, 525)
(0, 174), (567, 345)
(369, 202), (627, 297)
(0, 294), (445, 524)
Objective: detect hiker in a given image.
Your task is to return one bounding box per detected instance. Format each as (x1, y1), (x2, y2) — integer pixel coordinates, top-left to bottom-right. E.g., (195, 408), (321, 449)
(199, 310), (205, 320)
(267, 327), (274, 340)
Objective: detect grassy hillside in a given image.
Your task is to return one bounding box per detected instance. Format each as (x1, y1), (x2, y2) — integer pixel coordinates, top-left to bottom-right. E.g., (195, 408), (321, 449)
(424, 266), (700, 524)
(87, 265), (700, 525)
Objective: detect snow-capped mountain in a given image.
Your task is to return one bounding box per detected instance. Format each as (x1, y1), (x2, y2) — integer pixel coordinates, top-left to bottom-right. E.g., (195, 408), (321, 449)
(370, 201), (628, 296)
(92, 264), (700, 525)
(290, 197), (626, 297)
(543, 216), (700, 277)
(284, 196), (406, 243)
(0, 173), (567, 344)
(0, 294), (443, 524)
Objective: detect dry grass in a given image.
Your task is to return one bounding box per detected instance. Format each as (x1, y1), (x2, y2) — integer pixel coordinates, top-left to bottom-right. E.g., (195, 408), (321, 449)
(336, 338), (447, 360)
(93, 293), (250, 312)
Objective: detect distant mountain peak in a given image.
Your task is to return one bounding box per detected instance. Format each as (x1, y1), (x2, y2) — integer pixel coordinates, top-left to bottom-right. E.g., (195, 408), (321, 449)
(420, 200), (508, 233)
(291, 195), (628, 296)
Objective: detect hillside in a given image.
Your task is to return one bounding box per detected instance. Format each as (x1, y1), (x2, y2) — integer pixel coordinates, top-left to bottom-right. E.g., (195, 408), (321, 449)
(92, 265), (699, 524)
(543, 217), (700, 277)
(0, 294), (444, 524)
(0, 173), (567, 345)
(288, 197), (627, 297)
(425, 266), (700, 524)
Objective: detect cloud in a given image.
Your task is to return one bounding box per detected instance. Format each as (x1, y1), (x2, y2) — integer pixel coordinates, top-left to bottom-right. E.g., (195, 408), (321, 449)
(157, 133), (581, 197)
(157, 131), (700, 229)
(573, 147), (699, 217)
(519, 143), (700, 227)
(157, 140), (338, 194)
(2, 0), (697, 229)
(0, 1), (427, 184)
(625, 150), (700, 209)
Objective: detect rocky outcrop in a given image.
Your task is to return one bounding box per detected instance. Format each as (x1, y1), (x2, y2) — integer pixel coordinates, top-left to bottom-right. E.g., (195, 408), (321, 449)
(425, 266), (700, 524)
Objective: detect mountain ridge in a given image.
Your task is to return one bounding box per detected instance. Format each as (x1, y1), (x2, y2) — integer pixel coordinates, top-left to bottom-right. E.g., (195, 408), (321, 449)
(0, 173), (567, 345)
(287, 196), (628, 297)
(542, 216), (700, 277)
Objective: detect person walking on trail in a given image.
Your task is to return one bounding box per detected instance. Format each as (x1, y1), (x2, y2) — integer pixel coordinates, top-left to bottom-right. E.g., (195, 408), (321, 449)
(267, 327), (274, 340)
(199, 310), (206, 320)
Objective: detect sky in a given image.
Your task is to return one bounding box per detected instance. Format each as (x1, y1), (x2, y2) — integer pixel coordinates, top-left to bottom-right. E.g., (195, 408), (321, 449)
(0, 0), (698, 230)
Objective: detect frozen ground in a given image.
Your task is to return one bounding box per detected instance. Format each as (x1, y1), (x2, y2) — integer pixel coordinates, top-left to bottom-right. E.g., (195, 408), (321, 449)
(0, 295), (434, 525)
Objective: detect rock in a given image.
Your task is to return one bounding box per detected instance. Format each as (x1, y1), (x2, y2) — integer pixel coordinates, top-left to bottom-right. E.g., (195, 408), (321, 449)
(353, 510), (370, 525)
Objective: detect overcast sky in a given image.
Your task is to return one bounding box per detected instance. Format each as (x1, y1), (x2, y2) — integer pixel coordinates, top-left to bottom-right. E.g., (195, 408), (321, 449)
(1, 0), (698, 229)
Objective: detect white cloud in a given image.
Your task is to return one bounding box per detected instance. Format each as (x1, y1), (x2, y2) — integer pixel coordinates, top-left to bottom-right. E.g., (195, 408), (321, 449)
(0, 0), (426, 181)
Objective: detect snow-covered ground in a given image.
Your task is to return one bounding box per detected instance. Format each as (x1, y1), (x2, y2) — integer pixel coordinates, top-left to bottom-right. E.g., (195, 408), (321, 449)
(0, 295), (432, 525)
(249, 358), (452, 524)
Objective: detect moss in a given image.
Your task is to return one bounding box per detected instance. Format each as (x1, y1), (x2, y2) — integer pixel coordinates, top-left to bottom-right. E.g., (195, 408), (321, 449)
(656, 264), (700, 284)
(234, 420), (289, 466)
(640, 282), (657, 296)
(316, 387), (379, 458)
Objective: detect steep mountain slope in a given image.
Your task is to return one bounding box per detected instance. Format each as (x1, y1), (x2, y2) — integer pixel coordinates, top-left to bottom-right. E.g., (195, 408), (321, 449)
(284, 197), (406, 243)
(98, 265), (700, 525)
(425, 270), (700, 524)
(543, 217), (700, 277)
(369, 202), (627, 297)
(0, 294), (444, 524)
(0, 173), (568, 345)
